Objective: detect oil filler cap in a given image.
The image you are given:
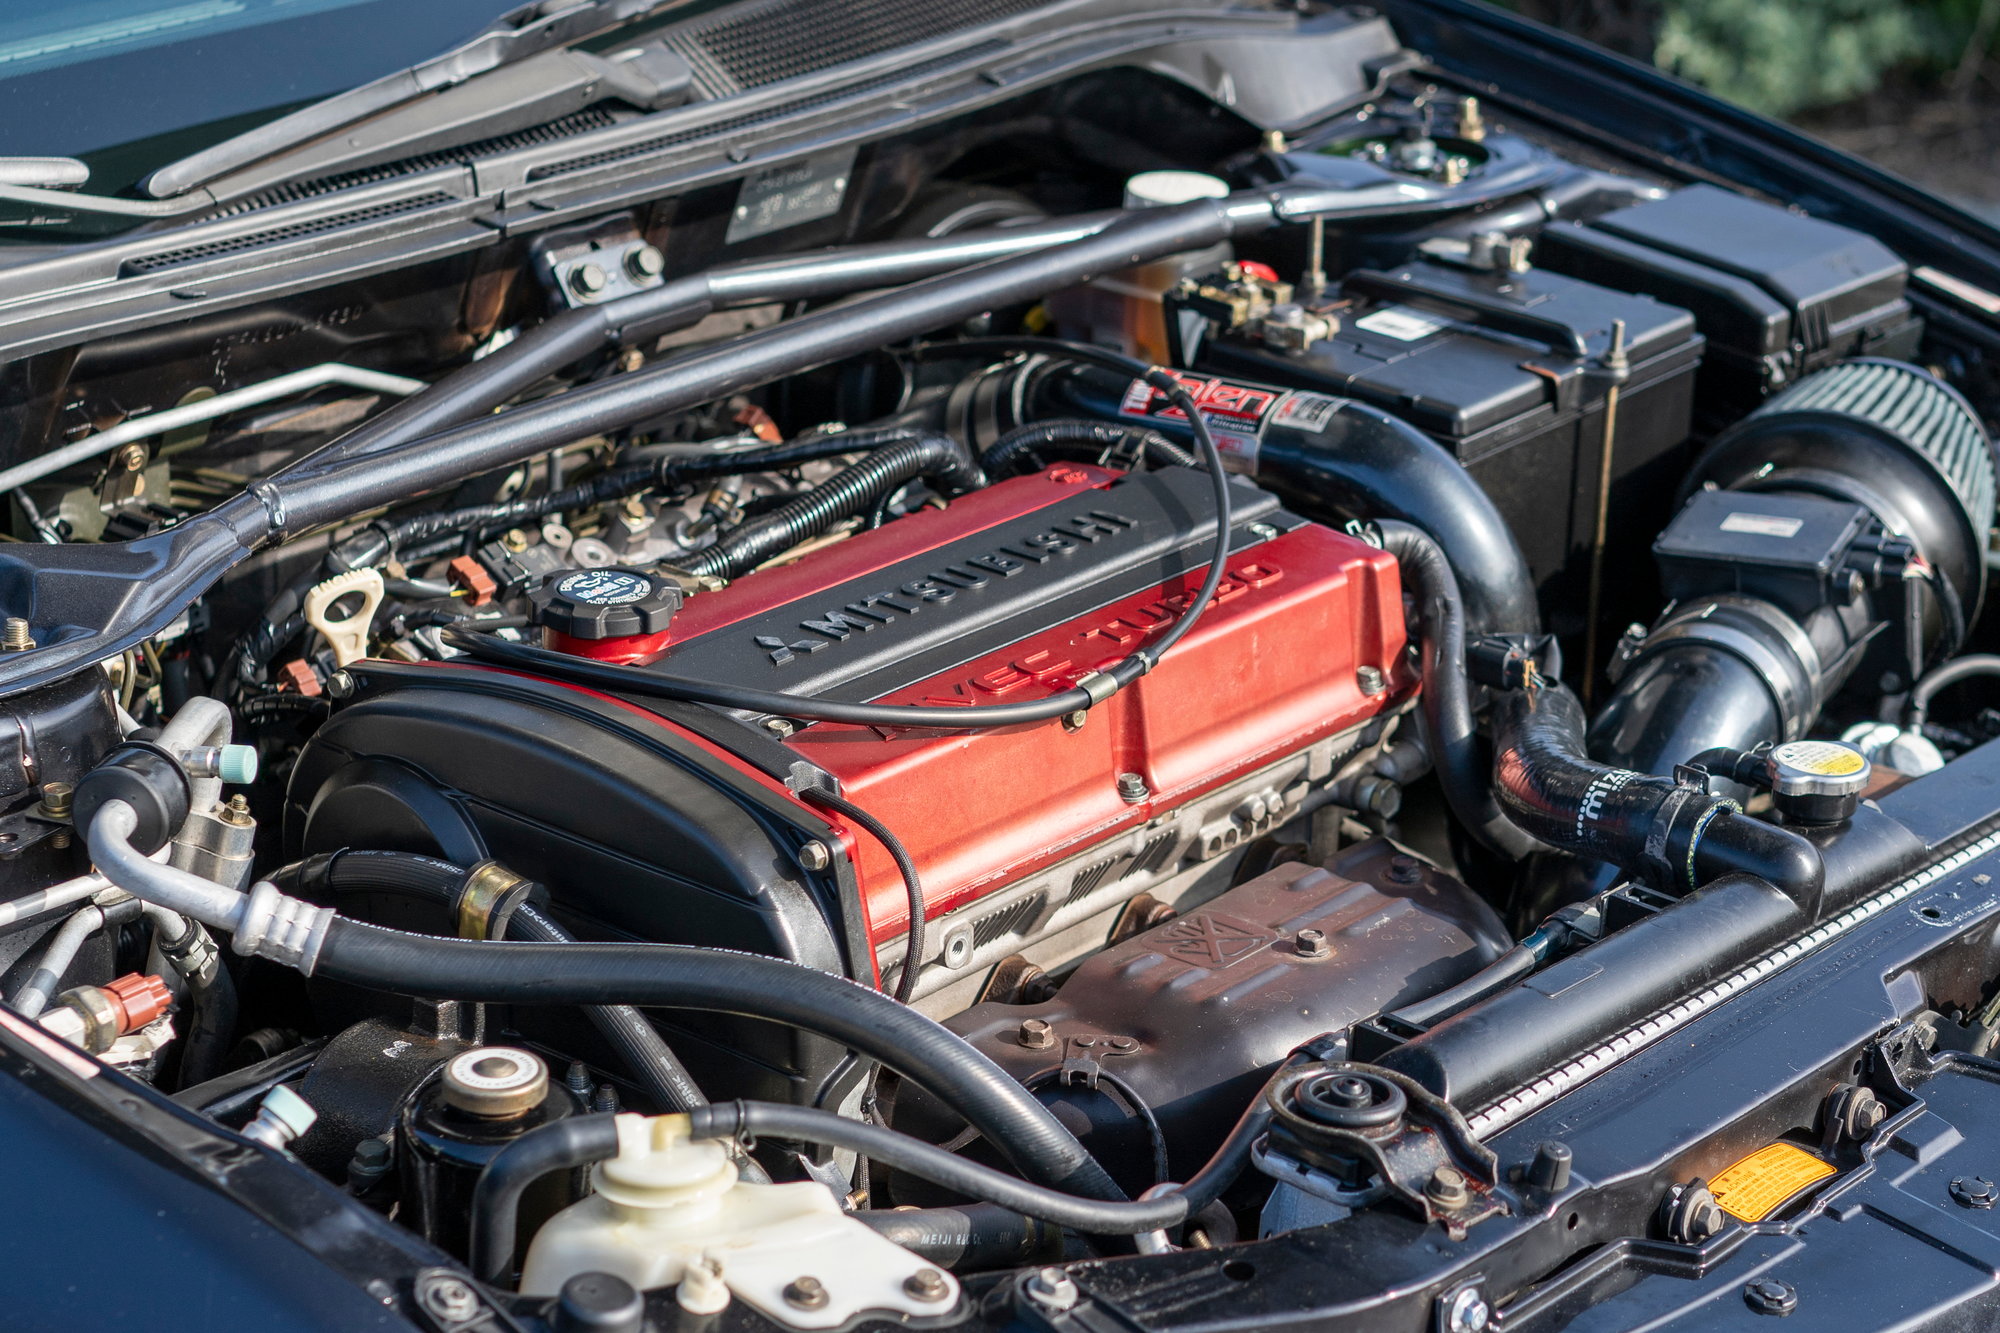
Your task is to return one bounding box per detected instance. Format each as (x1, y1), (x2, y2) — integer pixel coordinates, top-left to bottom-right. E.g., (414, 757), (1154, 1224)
(1766, 740), (1870, 825)
(530, 567), (682, 641)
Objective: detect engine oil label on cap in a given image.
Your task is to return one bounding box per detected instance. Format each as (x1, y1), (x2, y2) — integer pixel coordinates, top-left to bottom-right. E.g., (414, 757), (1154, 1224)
(1710, 1143), (1835, 1221)
(1119, 372), (1342, 471)
(726, 146), (857, 243)
(1720, 511), (1806, 539)
(1354, 304), (1450, 342)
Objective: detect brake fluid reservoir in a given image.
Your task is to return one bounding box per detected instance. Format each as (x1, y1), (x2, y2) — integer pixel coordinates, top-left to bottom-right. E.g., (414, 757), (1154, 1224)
(520, 1114), (958, 1328)
(1045, 170), (1233, 362)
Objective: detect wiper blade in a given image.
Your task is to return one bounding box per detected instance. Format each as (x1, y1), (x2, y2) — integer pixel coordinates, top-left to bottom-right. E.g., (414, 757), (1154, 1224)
(140, 0), (690, 200)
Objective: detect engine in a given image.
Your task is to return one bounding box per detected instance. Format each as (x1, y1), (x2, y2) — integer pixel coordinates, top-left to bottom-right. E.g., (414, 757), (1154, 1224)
(3, 11), (2000, 1329)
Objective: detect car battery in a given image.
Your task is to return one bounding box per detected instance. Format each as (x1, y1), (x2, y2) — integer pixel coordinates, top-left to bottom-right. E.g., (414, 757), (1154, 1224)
(1535, 184), (1921, 419)
(1175, 259), (1703, 634)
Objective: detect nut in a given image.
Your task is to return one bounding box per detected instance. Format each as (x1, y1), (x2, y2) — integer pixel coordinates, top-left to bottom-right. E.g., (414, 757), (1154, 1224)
(1294, 927), (1331, 958)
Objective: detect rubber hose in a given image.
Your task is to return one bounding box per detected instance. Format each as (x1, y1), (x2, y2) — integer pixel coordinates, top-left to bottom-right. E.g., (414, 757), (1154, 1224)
(683, 1096), (1270, 1234)
(678, 432), (984, 580)
(509, 902), (708, 1113)
(801, 788), (926, 1004)
(1375, 520), (1539, 860)
(1491, 683), (1823, 898)
(309, 918), (1124, 1201)
(981, 420), (1194, 477)
(1383, 944), (1538, 1029)
(854, 1203), (1058, 1270)
(469, 1113), (622, 1284)
(1907, 653), (2000, 727)
(177, 957), (239, 1087)
(273, 852), (708, 1112)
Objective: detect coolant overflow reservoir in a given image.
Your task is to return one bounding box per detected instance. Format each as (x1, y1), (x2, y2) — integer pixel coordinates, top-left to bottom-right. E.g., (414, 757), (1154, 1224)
(519, 1114), (959, 1327)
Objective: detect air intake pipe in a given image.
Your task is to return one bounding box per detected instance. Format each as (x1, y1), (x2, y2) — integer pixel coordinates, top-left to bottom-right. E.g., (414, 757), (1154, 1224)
(1592, 360), (1994, 782)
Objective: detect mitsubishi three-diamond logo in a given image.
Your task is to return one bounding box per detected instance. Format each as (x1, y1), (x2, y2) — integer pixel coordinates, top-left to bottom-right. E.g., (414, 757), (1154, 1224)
(1161, 912), (1276, 969)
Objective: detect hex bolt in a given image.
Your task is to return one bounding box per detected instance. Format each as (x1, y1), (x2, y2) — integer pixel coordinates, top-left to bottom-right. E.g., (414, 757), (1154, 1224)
(1062, 709), (1088, 732)
(1830, 1085), (1886, 1142)
(1018, 1018), (1056, 1050)
(569, 262), (610, 297)
(1951, 1176), (1998, 1209)
(1294, 927), (1331, 958)
(1023, 1267), (1080, 1313)
(625, 243), (666, 279)
(1445, 1285), (1490, 1333)
(798, 840), (831, 871)
(782, 1277), (829, 1310)
(1116, 772), (1149, 803)
(1743, 1277), (1798, 1317)
(0, 617), (32, 652)
(904, 1268), (952, 1303)
(1356, 664), (1387, 695)
(1426, 1165), (1471, 1209)
(763, 717), (797, 738)
(325, 670), (356, 700)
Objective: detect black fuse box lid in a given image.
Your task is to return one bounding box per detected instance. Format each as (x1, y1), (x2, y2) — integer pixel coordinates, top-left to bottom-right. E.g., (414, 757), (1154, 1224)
(1537, 185), (1919, 399)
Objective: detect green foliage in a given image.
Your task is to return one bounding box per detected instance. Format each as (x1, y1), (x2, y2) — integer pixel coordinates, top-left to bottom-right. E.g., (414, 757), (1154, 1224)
(1653, 0), (1931, 115)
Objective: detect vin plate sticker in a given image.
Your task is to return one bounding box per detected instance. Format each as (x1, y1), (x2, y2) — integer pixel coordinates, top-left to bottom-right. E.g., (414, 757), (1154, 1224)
(726, 147), (857, 243)
(1354, 305), (1449, 342)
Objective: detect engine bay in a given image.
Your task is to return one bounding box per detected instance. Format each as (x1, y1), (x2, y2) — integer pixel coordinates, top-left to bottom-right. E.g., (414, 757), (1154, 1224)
(4, 1), (2000, 1328)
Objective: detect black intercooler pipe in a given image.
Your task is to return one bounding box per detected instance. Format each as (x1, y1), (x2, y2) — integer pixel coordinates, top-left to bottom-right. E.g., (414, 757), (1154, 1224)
(1374, 520), (1539, 860)
(308, 918), (1125, 1202)
(676, 430), (983, 580)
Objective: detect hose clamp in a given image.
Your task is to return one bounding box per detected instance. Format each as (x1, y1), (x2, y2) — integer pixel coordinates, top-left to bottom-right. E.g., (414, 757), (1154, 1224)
(457, 861), (534, 941)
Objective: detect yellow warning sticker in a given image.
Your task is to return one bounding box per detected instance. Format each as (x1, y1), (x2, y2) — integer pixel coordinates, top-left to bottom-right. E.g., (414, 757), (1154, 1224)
(1775, 741), (1867, 777)
(1710, 1143), (1836, 1222)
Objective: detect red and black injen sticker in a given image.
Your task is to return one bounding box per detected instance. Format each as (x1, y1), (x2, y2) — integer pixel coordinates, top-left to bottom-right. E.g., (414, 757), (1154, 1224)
(1117, 371), (1342, 470)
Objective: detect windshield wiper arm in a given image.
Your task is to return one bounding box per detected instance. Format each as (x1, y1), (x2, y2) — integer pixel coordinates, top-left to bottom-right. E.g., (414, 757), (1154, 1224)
(140, 0), (689, 200)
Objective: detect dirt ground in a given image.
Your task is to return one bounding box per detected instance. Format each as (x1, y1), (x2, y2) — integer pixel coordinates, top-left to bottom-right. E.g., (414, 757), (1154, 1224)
(1793, 71), (2000, 221)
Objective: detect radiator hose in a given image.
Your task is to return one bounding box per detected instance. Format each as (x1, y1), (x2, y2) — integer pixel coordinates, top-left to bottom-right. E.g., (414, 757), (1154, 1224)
(1374, 520), (1538, 860)
(1491, 682), (1823, 900)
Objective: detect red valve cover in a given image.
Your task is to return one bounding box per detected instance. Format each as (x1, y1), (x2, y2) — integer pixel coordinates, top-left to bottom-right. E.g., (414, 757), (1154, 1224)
(617, 464), (1410, 950)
